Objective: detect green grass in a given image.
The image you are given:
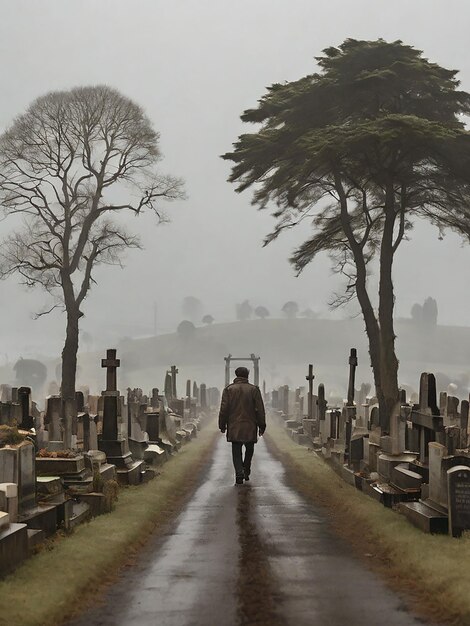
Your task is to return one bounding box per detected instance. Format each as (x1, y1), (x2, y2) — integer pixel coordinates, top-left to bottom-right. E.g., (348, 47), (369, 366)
(266, 419), (470, 626)
(0, 423), (219, 626)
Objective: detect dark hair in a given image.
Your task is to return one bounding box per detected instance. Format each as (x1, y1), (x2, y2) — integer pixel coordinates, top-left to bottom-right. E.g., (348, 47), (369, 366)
(235, 366), (249, 378)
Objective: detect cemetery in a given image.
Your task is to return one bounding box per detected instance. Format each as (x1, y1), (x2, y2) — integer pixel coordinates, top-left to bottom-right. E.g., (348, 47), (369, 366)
(0, 348), (213, 577)
(272, 349), (470, 539)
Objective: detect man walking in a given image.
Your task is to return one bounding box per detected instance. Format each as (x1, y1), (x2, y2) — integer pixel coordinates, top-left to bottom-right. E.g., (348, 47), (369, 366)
(218, 366), (266, 485)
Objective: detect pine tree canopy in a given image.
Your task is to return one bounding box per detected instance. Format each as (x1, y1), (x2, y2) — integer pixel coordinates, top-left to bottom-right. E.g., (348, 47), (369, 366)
(223, 39), (470, 275)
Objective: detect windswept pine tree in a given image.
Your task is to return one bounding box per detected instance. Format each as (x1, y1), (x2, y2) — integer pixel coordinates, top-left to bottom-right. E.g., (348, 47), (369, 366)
(224, 39), (470, 430)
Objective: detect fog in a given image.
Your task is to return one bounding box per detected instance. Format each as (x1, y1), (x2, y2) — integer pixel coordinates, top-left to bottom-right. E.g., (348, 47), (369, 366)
(0, 0), (469, 377)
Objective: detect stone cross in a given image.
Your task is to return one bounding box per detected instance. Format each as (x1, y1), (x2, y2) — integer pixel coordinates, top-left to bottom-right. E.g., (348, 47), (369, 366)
(305, 364), (315, 420)
(347, 349), (358, 406)
(101, 349), (120, 393)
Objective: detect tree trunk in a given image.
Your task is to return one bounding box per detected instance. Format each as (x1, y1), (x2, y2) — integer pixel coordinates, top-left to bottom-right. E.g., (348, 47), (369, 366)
(335, 172), (384, 417)
(61, 306), (79, 401)
(377, 195), (400, 432)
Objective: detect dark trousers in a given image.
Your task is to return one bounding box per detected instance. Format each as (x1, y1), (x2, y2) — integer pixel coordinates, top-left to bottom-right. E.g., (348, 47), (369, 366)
(231, 442), (255, 477)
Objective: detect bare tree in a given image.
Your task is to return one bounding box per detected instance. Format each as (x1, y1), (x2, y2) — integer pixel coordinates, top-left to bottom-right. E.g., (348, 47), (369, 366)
(0, 85), (184, 406)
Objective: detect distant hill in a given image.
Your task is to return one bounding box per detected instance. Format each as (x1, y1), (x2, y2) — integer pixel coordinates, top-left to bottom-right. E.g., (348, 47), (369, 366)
(70, 318), (470, 399)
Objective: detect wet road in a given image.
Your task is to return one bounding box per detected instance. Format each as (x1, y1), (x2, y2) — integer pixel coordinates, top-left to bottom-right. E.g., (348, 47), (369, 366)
(69, 437), (429, 626)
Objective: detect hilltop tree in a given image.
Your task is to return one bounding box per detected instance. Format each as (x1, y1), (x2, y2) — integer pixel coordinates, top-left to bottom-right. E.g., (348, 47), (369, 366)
(255, 305), (270, 319)
(410, 297), (438, 326)
(0, 86), (184, 406)
(202, 314), (214, 325)
(422, 297), (438, 326)
(300, 307), (317, 319)
(236, 300), (253, 321)
(14, 358), (47, 392)
(177, 320), (196, 341)
(223, 39), (470, 430)
(282, 301), (299, 319)
(410, 303), (423, 323)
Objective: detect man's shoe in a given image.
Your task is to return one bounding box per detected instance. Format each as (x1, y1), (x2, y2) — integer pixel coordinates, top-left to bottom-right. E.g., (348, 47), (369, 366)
(243, 470), (250, 481)
(235, 475), (244, 485)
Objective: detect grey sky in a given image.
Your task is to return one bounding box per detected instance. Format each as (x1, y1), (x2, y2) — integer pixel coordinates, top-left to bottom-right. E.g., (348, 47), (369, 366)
(0, 0), (469, 360)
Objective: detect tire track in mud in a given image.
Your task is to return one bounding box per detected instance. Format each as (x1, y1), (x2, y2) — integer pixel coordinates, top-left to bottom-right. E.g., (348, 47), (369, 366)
(236, 485), (286, 626)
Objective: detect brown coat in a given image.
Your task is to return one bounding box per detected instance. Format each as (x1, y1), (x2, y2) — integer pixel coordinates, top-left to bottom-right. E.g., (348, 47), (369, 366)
(218, 377), (266, 443)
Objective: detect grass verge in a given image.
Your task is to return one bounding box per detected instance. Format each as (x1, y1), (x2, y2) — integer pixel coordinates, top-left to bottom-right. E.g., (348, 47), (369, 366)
(265, 419), (470, 626)
(0, 422), (219, 626)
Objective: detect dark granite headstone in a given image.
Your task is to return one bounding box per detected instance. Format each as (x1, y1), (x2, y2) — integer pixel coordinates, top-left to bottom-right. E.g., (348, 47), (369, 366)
(18, 387), (33, 430)
(75, 391), (85, 412)
(418, 372), (439, 415)
(102, 396), (118, 441)
(448, 466), (470, 537)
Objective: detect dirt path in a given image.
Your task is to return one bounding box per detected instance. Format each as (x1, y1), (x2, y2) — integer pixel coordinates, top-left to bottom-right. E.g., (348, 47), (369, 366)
(68, 437), (430, 626)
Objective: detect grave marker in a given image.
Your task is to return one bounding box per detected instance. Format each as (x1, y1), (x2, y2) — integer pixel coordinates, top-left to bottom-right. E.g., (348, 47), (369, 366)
(448, 466), (470, 537)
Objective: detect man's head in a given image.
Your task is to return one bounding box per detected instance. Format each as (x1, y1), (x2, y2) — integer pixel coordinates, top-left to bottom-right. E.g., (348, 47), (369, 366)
(235, 366), (249, 379)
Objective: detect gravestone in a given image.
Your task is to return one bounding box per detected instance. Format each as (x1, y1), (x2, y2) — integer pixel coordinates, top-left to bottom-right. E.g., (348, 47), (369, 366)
(305, 364), (315, 420)
(164, 372), (173, 400)
(419, 372), (439, 415)
(98, 349), (143, 485)
(271, 390), (279, 410)
(448, 466), (470, 537)
(18, 387), (33, 430)
(0, 385), (11, 403)
(170, 365), (178, 398)
(200, 384), (207, 410)
(317, 384), (327, 421)
(44, 396), (63, 450)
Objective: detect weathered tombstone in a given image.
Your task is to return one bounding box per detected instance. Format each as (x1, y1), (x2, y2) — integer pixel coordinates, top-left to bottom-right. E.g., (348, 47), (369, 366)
(317, 384), (327, 420)
(444, 396), (460, 427)
(0, 385), (11, 403)
(164, 372), (173, 400)
(200, 384), (207, 410)
(44, 396), (63, 448)
(445, 426), (460, 455)
(419, 372), (439, 415)
(429, 442), (448, 507)
(305, 364), (315, 420)
(0, 442), (36, 514)
(17, 387), (33, 430)
(271, 389), (279, 409)
(460, 400), (469, 449)
(151, 388), (159, 411)
(83, 413), (91, 451)
(170, 365), (178, 398)
(98, 349), (142, 485)
(186, 380), (191, 409)
(389, 404), (406, 455)
(75, 391), (85, 413)
(448, 466), (470, 537)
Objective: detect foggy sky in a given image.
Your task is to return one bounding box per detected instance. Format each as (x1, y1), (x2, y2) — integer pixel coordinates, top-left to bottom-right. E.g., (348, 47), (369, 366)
(0, 0), (469, 361)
